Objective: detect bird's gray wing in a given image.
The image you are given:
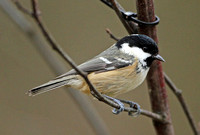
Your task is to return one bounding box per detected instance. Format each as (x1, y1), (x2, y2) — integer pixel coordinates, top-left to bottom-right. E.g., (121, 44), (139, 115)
(56, 45), (135, 78)
(55, 57), (130, 79)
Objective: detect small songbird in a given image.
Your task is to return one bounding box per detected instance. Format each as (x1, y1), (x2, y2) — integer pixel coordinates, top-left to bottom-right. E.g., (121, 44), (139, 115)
(28, 34), (165, 115)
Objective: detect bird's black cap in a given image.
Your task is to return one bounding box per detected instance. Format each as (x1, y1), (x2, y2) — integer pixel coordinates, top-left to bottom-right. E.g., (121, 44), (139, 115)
(115, 34), (159, 55)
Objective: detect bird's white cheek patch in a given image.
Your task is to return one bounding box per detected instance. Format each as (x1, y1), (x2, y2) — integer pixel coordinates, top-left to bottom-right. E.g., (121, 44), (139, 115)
(120, 43), (135, 55)
(120, 43), (151, 61)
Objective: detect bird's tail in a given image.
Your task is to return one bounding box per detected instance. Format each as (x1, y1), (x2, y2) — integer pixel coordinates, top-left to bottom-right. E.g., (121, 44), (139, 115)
(27, 75), (76, 96)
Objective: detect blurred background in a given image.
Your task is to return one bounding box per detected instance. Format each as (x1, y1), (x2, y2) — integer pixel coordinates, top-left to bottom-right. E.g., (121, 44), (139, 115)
(0, 0), (200, 135)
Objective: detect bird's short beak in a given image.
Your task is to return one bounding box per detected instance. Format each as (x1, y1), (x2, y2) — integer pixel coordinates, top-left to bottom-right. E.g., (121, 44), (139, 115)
(153, 54), (165, 62)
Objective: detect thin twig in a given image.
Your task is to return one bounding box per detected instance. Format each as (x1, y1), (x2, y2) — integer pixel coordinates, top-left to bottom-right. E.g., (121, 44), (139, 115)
(100, 0), (138, 34)
(164, 73), (200, 135)
(12, 0), (32, 15)
(105, 28), (119, 41)
(13, 0), (166, 122)
(107, 0), (134, 34)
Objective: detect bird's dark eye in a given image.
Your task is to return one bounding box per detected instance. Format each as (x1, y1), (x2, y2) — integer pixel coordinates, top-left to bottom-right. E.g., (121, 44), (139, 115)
(142, 47), (148, 52)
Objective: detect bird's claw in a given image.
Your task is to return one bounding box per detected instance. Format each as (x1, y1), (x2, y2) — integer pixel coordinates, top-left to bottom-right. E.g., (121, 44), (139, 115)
(103, 95), (141, 116)
(127, 101), (141, 117)
(103, 95), (125, 115)
(112, 98), (125, 115)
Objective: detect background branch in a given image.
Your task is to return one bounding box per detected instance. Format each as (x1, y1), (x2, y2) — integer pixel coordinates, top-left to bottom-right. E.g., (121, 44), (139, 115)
(164, 73), (200, 135)
(104, 0), (138, 34)
(106, 28), (119, 41)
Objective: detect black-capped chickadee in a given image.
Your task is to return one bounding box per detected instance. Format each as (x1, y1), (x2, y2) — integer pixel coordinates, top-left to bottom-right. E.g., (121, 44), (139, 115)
(28, 34), (165, 114)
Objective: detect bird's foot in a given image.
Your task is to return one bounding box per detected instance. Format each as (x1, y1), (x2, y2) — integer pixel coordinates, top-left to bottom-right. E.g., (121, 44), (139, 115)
(119, 99), (141, 117)
(103, 95), (141, 116)
(103, 95), (125, 115)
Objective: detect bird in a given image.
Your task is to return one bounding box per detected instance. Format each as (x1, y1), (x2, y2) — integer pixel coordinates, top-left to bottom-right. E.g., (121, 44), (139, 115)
(28, 34), (165, 115)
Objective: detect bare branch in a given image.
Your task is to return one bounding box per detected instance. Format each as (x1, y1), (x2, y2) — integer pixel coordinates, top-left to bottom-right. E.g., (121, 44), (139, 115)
(12, 0), (32, 15)
(164, 73), (200, 135)
(101, 0), (138, 34)
(105, 28), (119, 41)
(108, 0), (133, 34)
(140, 109), (167, 123)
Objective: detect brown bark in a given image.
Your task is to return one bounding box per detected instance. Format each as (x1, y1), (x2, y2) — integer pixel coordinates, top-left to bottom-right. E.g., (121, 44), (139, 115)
(136, 0), (175, 135)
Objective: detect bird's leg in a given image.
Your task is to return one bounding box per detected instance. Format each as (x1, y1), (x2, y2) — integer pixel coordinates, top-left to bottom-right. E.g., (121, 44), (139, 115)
(102, 95), (141, 116)
(117, 98), (141, 117)
(103, 95), (125, 114)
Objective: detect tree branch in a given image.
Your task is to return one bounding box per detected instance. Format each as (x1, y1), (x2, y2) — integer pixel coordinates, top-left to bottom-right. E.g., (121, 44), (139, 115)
(164, 73), (200, 135)
(105, 0), (138, 34)
(105, 28), (119, 41)
(136, 0), (175, 135)
(12, 0), (32, 15)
